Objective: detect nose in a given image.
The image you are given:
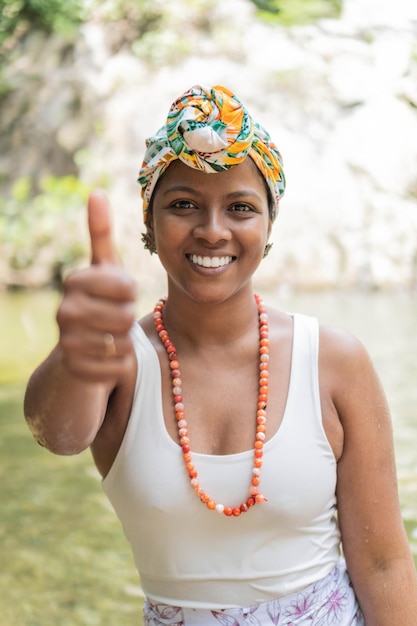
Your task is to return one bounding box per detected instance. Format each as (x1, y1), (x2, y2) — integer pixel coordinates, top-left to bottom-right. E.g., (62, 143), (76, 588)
(192, 208), (232, 244)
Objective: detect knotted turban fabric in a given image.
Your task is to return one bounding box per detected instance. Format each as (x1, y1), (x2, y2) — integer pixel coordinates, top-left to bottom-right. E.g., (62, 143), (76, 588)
(138, 85), (285, 222)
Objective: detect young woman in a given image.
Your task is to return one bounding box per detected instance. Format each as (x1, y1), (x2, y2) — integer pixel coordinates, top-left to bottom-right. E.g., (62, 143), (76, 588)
(24, 85), (417, 624)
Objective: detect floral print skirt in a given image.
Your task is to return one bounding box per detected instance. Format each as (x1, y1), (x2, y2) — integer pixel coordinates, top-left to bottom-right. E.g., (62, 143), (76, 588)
(143, 560), (364, 625)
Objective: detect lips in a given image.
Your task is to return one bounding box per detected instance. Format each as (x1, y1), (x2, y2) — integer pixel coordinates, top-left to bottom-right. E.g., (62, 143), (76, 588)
(187, 254), (235, 268)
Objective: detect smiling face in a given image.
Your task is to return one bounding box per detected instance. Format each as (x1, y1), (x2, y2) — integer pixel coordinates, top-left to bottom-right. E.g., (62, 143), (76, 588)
(147, 157), (272, 304)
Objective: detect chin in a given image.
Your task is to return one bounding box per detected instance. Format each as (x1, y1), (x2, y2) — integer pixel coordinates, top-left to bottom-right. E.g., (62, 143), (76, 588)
(172, 282), (252, 306)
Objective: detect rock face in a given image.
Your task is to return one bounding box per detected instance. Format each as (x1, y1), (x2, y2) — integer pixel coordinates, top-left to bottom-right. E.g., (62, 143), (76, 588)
(1, 0), (417, 290)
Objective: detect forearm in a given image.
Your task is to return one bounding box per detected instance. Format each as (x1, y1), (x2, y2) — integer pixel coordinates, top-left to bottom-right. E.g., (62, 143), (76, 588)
(24, 345), (111, 455)
(353, 556), (417, 625)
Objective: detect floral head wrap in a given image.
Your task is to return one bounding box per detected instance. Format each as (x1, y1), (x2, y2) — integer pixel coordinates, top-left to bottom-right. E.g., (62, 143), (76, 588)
(138, 85), (286, 222)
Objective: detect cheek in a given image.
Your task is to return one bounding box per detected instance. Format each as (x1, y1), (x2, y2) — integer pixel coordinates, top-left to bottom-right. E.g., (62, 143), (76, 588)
(154, 220), (185, 251)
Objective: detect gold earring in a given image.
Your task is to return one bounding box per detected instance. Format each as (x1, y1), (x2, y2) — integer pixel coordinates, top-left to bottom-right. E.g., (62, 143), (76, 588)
(263, 243), (273, 258)
(141, 232), (157, 255)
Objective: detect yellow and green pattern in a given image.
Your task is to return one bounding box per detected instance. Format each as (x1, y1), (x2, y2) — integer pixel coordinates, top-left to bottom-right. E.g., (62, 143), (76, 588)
(138, 85), (285, 222)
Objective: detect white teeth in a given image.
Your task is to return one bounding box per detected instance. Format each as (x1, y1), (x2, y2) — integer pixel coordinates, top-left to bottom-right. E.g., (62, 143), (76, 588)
(190, 255), (232, 268)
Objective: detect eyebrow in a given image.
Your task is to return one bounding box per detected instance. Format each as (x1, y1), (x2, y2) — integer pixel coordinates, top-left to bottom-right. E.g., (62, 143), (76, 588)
(161, 185), (201, 196)
(226, 190), (264, 201)
(161, 185), (264, 201)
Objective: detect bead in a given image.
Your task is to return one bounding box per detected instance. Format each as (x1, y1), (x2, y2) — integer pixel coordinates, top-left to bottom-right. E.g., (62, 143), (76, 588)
(154, 293), (269, 516)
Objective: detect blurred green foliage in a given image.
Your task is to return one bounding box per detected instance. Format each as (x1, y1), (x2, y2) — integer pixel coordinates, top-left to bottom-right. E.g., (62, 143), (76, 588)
(0, 0), (85, 96)
(0, 175), (90, 284)
(0, 0), (85, 46)
(251, 0), (342, 24)
(0, 0), (342, 87)
(0, 0), (343, 49)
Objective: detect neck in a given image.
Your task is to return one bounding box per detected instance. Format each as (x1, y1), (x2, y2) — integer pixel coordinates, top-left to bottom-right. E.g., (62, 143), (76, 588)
(161, 287), (260, 347)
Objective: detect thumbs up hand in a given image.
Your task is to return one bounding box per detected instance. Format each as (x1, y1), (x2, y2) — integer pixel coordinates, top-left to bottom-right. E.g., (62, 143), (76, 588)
(88, 189), (121, 266)
(56, 190), (137, 383)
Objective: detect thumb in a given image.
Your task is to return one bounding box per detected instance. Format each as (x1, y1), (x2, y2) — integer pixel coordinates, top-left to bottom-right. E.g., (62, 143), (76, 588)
(88, 189), (119, 266)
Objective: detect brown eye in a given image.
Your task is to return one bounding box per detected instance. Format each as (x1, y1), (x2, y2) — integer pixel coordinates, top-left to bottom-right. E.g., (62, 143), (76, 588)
(230, 203), (253, 213)
(172, 200), (196, 210)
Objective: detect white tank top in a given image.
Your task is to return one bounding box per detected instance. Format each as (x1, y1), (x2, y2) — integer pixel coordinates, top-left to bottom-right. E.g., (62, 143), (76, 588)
(102, 313), (341, 609)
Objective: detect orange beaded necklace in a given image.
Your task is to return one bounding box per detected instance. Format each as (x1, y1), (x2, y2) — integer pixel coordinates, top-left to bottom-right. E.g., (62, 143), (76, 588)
(153, 293), (269, 516)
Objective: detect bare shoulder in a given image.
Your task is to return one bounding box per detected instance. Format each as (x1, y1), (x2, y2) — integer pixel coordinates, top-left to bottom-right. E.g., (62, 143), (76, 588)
(319, 323), (369, 363)
(318, 324), (377, 391)
(318, 323), (391, 438)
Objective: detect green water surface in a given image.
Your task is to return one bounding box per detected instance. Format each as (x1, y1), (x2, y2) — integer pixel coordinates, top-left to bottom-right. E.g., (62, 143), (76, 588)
(0, 291), (141, 626)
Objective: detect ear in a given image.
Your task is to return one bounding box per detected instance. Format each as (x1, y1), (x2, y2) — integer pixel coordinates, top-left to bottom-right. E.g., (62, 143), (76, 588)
(141, 214), (158, 255)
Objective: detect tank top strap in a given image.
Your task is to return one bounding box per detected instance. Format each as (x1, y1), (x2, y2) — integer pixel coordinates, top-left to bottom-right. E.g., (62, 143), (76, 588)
(282, 313), (324, 436)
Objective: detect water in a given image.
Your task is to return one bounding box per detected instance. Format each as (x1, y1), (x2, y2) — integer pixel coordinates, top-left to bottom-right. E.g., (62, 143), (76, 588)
(1, 289), (416, 625)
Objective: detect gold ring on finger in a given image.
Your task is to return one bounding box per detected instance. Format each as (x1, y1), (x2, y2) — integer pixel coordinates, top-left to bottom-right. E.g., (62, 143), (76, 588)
(103, 333), (116, 359)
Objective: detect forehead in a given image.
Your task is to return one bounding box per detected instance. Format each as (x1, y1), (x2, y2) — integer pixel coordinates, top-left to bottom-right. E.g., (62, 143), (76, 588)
(154, 157), (269, 199)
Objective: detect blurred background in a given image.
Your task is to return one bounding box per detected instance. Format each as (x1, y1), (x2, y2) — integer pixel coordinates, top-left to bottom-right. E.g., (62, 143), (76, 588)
(1, 0), (417, 624)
